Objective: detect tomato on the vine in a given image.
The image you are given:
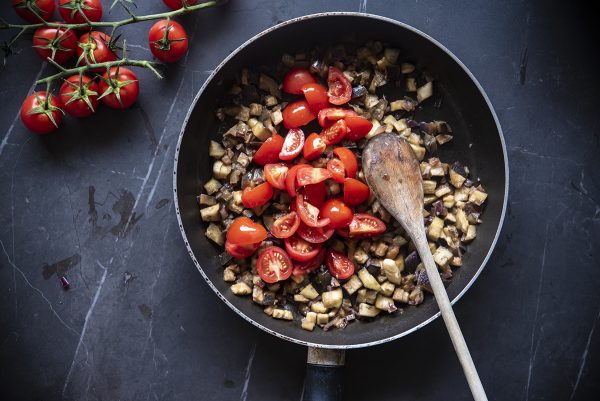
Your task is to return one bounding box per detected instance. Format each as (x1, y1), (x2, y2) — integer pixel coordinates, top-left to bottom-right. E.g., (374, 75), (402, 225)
(279, 128), (305, 160)
(301, 82), (329, 112)
(343, 178), (370, 206)
(257, 246), (293, 283)
(270, 211), (300, 239)
(333, 147), (358, 178)
(226, 217), (267, 245)
(12, 0), (55, 23)
(98, 67), (139, 109)
(344, 115), (373, 141)
(242, 182), (273, 208)
(32, 27), (78, 65)
(349, 213), (387, 236)
(20, 92), (63, 135)
(321, 119), (348, 145)
(327, 66), (352, 105)
(282, 100), (316, 129)
(264, 163), (288, 190)
(296, 194), (330, 228)
(326, 249), (355, 280)
(253, 134), (284, 165)
(326, 159), (346, 184)
(319, 198), (353, 228)
(303, 132), (326, 161)
(59, 74), (99, 118)
(283, 67), (316, 95)
(284, 236), (321, 262)
(225, 240), (260, 259)
(148, 19), (189, 63)
(76, 31), (117, 68)
(58, 0), (103, 24)
(163, 0), (198, 10)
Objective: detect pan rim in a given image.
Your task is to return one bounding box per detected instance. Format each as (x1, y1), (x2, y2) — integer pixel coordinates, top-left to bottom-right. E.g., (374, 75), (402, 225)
(173, 11), (509, 349)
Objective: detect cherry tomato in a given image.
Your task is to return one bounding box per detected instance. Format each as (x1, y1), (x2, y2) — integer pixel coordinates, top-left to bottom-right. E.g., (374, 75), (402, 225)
(225, 240), (260, 259)
(317, 108), (357, 127)
(283, 67), (316, 95)
(320, 198), (353, 228)
(343, 178), (370, 206)
(335, 227), (350, 238)
(58, 0), (103, 24)
(264, 163), (288, 190)
(301, 82), (329, 112)
(303, 132), (326, 161)
(284, 235), (321, 262)
(76, 31), (117, 68)
(296, 194), (330, 228)
(296, 224), (334, 244)
(326, 159), (346, 184)
(327, 66), (352, 105)
(326, 249), (355, 280)
(292, 248), (326, 276)
(349, 213), (386, 237)
(227, 217), (267, 245)
(12, 0), (55, 23)
(20, 92), (63, 135)
(242, 182), (273, 208)
(59, 74), (99, 118)
(98, 67), (139, 109)
(271, 211), (300, 239)
(299, 182), (327, 207)
(344, 116), (373, 141)
(257, 246), (293, 283)
(32, 26), (78, 65)
(282, 100), (316, 129)
(321, 119), (348, 145)
(333, 147), (358, 178)
(279, 128), (305, 160)
(163, 0), (198, 10)
(285, 163), (310, 197)
(148, 19), (188, 63)
(296, 167), (332, 187)
(253, 134), (284, 165)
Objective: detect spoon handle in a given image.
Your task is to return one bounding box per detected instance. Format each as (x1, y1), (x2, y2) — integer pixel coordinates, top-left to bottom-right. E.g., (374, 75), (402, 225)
(413, 231), (488, 401)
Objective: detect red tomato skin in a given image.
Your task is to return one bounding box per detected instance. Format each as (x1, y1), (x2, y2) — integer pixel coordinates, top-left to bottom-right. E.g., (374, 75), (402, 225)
(349, 213), (387, 237)
(326, 249), (355, 280)
(326, 159), (346, 184)
(279, 128), (305, 160)
(264, 163), (288, 190)
(58, 0), (103, 24)
(285, 163), (310, 197)
(319, 198), (353, 228)
(59, 75), (99, 118)
(270, 212), (300, 239)
(344, 116), (373, 141)
(257, 246), (293, 283)
(343, 178), (370, 206)
(148, 19), (188, 63)
(98, 67), (139, 109)
(253, 134), (285, 165)
(163, 0), (198, 10)
(13, 0), (55, 23)
(225, 240), (260, 259)
(32, 27), (78, 65)
(226, 217), (268, 245)
(292, 247), (326, 276)
(321, 119), (348, 145)
(296, 224), (335, 244)
(296, 195), (331, 228)
(333, 147), (358, 178)
(241, 182), (273, 208)
(283, 67), (316, 95)
(76, 31), (117, 68)
(299, 182), (327, 207)
(282, 100), (316, 129)
(303, 133), (326, 161)
(284, 236), (321, 262)
(317, 108), (357, 128)
(301, 82), (329, 112)
(20, 92), (62, 135)
(327, 66), (352, 105)
(296, 167), (332, 187)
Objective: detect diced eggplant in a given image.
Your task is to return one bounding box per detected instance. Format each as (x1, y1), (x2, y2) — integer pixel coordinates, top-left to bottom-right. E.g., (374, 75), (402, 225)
(384, 48), (400, 64)
(392, 288), (409, 303)
(427, 216), (444, 241)
(259, 73), (281, 98)
(352, 85), (367, 99)
(270, 109), (283, 126)
(358, 303), (380, 317)
(408, 287), (425, 305)
(251, 120), (271, 141)
(231, 282), (252, 296)
(469, 189), (488, 206)
(310, 301), (328, 314)
(443, 195), (456, 209)
(390, 98), (417, 112)
(300, 284), (318, 300)
(375, 294), (397, 313)
(205, 223), (224, 245)
(322, 288), (343, 308)
(272, 309), (293, 320)
(364, 94), (380, 109)
(301, 312), (317, 331)
(423, 180), (437, 195)
(353, 248), (369, 265)
(294, 294), (310, 303)
(455, 209), (469, 234)
(409, 143), (426, 161)
(342, 274), (363, 295)
(400, 62), (415, 74)
(209, 140), (226, 158)
(433, 246), (453, 267)
(249, 103), (263, 116)
(316, 313), (330, 325)
(462, 224), (477, 242)
(382, 258), (402, 285)
(417, 81), (433, 103)
(406, 77), (417, 92)
(263, 306), (274, 316)
(454, 186), (471, 202)
(450, 256), (463, 267)
(379, 281), (395, 297)
(264, 95), (278, 107)
(358, 268), (382, 292)
(213, 160), (232, 180)
(198, 194), (217, 206)
(374, 241), (389, 257)
(449, 168), (466, 188)
(252, 285), (265, 304)
(200, 204), (221, 222)
(368, 70), (387, 93)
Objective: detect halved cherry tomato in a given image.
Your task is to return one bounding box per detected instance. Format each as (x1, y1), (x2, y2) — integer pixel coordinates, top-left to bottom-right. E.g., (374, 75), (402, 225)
(296, 167), (332, 186)
(264, 163), (288, 190)
(303, 133), (326, 161)
(279, 128), (305, 160)
(257, 246), (293, 283)
(284, 235), (321, 262)
(300, 182), (327, 207)
(326, 249), (355, 280)
(296, 194), (330, 228)
(242, 182), (273, 208)
(225, 240), (261, 259)
(301, 82), (329, 112)
(282, 67), (316, 95)
(335, 227), (350, 238)
(226, 217), (268, 245)
(297, 224), (334, 244)
(318, 108), (357, 128)
(285, 163), (310, 197)
(343, 178), (370, 206)
(344, 116), (373, 141)
(253, 134), (284, 165)
(333, 147), (358, 178)
(319, 198), (353, 228)
(327, 66), (352, 105)
(282, 100), (316, 129)
(349, 213), (386, 236)
(292, 247), (326, 276)
(270, 211), (300, 239)
(321, 119), (348, 145)
(326, 159), (346, 184)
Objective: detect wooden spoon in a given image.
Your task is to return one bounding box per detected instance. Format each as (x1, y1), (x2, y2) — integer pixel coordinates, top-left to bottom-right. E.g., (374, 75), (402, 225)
(363, 133), (488, 401)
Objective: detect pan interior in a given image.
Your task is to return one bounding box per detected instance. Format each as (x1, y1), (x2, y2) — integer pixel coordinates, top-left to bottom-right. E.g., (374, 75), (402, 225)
(175, 13), (507, 348)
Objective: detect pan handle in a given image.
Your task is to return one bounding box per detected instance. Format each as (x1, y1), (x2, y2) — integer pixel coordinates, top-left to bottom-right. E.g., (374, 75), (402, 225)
(302, 347), (345, 401)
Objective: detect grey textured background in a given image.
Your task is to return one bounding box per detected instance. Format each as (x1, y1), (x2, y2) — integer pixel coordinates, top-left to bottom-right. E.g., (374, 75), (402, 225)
(0, 1), (598, 400)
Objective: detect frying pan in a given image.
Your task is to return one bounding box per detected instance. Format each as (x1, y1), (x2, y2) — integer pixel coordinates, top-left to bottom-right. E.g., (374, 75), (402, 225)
(174, 12), (508, 401)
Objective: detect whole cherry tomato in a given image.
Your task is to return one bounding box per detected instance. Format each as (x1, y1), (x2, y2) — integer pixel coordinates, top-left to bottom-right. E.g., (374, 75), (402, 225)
(58, 0), (103, 24)
(20, 91), (63, 134)
(59, 74), (99, 118)
(76, 31), (117, 68)
(32, 26), (78, 65)
(98, 67), (139, 109)
(163, 0), (198, 10)
(12, 0), (55, 23)
(148, 19), (189, 63)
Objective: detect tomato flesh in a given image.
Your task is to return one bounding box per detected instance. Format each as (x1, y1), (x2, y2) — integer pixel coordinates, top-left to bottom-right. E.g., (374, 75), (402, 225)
(227, 217), (267, 245)
(343, 178), (370, 206)
(296, 194), (330, 228)
(344, 116), (373, 141)
(270, 211), (300, 239)
(264, 163), (288, 190)
(319, 198), (353, 228)
(301, 82), (329, 112)
(318, 108), (357, 128)
(303, 133), (326, 161)
(257, 246), (293, 283)
(333, 147), (358, 178)
(296, 167), (332, 187)
(292, 247), (326, 276)
(326, 159), (346, 184)
(253, 134), (284, 165)
(225, 240), (260, 259)
(285, 163), (310, 197)
(279, 128), (305, 160)
(282, 100), (316, 129)
(242, 182), (273, 208)
(327, 66), (352, 105)
(326, 249), (355, 280)
(284, 236), (321, 262)
(299, 182), (327, 207)
(296, 224), (334, 244)
(283, 67), (316, 95)
(321, 119), (348, 145)
(349, 213), (387, 236)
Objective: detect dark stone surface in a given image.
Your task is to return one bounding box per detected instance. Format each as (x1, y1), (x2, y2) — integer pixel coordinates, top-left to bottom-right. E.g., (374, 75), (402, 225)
(0, 1), (598, 400)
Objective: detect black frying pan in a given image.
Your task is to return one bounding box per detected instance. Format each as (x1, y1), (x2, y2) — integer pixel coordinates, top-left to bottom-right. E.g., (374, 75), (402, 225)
(174, 12), (508, 401)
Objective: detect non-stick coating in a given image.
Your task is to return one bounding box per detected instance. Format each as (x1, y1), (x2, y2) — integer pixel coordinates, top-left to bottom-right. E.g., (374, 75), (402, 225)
(174, 13), (508, 349)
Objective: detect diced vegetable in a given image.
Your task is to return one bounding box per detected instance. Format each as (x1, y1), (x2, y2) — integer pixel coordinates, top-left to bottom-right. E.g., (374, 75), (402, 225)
(417, 82), (433, 103)
(200, 204), (221, 222)
(272, 309), (293, 320)
(322, 288), (343, 308)
(209, 140), (226, 158)
(204, 178), (222, 195)
(358, 268), (382, 292)
(231, 282), (252, 295)
(358, 303), (380, 317)
(206, 223), (224, 245)
(299, 283), (319, 300)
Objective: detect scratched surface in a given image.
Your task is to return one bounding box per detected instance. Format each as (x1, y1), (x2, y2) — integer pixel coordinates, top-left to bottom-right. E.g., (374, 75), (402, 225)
(0, 1), (598, 400)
